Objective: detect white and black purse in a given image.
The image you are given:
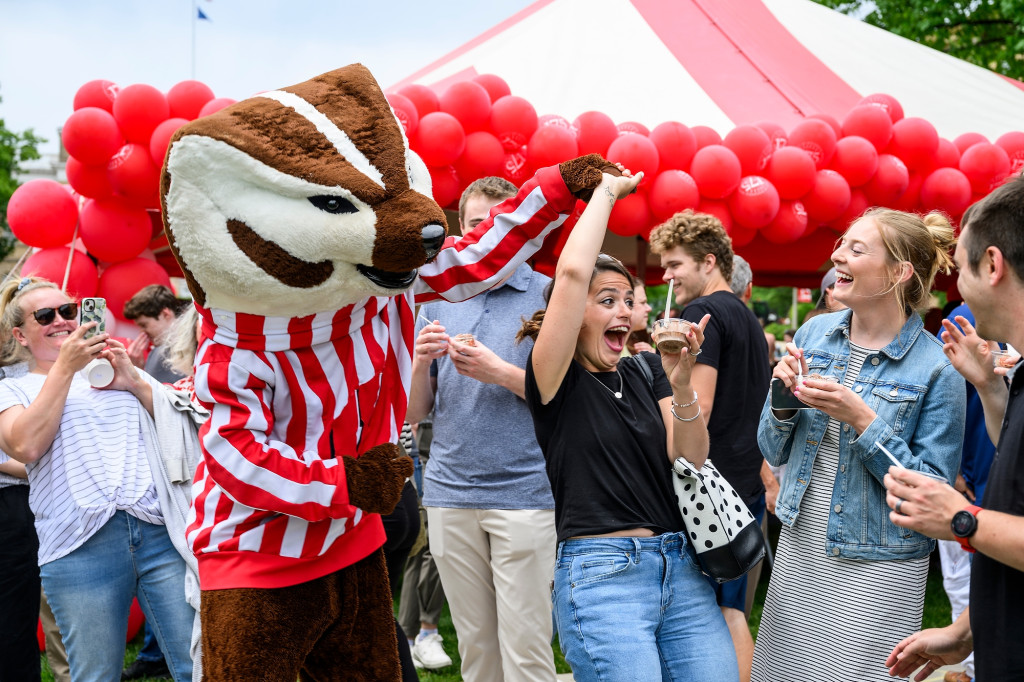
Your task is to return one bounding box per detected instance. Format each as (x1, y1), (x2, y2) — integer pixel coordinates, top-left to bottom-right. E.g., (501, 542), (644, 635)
(671, 458), (766, 583)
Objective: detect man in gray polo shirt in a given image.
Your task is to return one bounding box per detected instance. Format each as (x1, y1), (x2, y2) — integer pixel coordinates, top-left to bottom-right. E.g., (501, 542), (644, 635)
(407, 177), (556, 682)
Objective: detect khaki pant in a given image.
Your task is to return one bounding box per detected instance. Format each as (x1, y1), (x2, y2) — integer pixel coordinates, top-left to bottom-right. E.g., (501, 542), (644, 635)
(427, 507), (557, 682)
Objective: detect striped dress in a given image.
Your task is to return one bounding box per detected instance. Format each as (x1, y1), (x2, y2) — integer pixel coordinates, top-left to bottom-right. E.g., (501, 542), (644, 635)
(752, 344), (927, 682)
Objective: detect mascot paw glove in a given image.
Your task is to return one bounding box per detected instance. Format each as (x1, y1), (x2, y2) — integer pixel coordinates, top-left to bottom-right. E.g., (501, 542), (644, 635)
(559, 153), (623, 202)
(342, 443), (414, 515)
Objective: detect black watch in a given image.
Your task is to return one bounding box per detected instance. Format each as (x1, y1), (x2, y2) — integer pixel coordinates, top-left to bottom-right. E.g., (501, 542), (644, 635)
(951, 505), (982, 553)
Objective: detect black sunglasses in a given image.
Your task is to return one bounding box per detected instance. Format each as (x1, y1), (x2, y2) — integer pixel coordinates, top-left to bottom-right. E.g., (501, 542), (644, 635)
(31, 303), (79, 326)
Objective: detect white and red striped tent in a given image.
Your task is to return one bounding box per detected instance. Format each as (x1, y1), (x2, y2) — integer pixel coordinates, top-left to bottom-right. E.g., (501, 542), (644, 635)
(392, 0), (1024, 286)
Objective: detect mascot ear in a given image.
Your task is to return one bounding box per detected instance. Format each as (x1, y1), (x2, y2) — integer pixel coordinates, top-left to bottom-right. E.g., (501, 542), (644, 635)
(406, 149), (432, 198)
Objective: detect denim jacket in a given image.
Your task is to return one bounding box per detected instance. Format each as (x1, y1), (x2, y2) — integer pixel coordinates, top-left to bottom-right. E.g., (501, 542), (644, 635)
(758, 310), (965, 561)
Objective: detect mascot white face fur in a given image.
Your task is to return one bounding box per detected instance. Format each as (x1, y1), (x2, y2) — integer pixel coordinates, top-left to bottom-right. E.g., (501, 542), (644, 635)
(161, 64), (447, 316)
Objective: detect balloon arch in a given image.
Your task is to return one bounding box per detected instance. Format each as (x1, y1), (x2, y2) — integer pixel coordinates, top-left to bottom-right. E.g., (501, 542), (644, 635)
(8, 75), (1023, 306)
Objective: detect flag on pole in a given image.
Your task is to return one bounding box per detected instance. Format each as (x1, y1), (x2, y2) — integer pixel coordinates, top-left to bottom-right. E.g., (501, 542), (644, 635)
(197, 7), (210, 20)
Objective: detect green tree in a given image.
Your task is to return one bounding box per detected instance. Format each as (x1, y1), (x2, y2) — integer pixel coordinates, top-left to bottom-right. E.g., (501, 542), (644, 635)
(1, 91), (45, 261)
(814, 0), (1024, 80)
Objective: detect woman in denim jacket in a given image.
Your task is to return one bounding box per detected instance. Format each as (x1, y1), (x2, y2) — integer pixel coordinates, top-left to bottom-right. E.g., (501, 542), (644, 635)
(751, 209), (966, 682)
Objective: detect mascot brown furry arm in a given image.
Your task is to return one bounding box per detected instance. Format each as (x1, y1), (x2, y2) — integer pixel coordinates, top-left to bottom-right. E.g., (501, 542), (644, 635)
(160, 64), (614, 681)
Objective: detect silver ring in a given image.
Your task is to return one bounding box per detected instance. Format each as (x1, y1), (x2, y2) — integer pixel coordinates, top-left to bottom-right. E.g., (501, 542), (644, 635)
(693, 347), (702, 357)
(895, 498), (904, 515)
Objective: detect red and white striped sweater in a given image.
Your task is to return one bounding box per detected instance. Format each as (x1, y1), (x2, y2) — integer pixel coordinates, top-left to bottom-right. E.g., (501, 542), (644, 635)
(187, 166), (574, 589)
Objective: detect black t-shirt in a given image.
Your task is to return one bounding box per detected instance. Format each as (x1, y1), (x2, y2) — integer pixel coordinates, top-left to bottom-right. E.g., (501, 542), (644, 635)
(970, 365), (1024, 680)
(524, 351), (684, 544)
(681, 290), (770, 505)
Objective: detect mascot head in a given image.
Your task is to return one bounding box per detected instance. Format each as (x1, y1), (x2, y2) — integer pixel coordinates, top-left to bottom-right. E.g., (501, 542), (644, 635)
(160, 64), (447, 317)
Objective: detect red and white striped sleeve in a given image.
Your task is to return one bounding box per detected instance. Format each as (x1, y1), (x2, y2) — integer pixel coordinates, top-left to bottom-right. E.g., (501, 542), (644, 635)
(194, 348), (355, 523)
(414, 164), (575, 304)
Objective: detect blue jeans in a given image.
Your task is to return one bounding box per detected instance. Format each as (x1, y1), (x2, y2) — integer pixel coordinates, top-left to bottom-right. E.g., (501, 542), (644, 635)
(554, 532), (739, 682)
(137, 622), (165, 663)
(40, 511), (194, 682)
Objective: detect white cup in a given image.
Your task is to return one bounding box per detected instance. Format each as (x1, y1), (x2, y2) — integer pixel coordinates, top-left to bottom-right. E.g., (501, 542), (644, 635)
(80, 358), (114, 388)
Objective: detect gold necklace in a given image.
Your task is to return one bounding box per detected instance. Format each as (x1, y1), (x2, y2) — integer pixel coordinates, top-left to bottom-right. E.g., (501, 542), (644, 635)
(588, 369), (623, 399)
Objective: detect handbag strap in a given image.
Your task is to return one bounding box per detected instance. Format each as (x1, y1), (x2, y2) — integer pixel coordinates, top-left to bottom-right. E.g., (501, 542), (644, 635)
(632, 352), (654, 392)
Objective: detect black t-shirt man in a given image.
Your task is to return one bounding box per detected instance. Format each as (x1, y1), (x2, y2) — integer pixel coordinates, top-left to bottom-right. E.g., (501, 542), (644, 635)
(970, 364), (1024, 680)
(681, 290), (771, 506)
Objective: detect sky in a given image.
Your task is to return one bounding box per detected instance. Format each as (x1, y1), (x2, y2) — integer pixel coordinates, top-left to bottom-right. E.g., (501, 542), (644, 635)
(0, 0), (536, 154)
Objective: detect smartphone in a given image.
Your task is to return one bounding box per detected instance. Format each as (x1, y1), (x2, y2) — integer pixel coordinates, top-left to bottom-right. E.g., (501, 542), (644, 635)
(79, 297), (107, 339)
(770, 377), (809, 410)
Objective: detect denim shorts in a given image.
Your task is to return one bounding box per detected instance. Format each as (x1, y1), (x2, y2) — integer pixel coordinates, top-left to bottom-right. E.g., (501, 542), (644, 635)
(553, 532), (739, 682)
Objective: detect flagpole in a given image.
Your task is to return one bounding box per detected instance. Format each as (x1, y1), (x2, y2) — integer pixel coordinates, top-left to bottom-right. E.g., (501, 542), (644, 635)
(191, 0), (197, 79)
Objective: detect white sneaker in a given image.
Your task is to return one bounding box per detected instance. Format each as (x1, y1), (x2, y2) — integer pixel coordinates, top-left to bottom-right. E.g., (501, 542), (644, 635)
(411, 632), (453, 670)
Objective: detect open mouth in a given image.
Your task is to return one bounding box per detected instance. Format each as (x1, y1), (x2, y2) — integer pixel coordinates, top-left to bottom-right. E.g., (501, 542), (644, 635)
(356, 264), (418, 290)
(605, 326), (629, 352)
(835, 271), (853, 286)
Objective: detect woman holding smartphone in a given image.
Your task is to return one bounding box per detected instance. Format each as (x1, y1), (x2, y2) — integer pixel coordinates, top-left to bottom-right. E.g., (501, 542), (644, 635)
(0, 276), (194, 681)
(752, 210), (966, 682)
(518, 166), (738, 681)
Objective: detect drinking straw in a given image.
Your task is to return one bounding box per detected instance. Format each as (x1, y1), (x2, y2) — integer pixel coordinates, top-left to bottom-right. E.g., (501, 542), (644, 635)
(664, 279), (674, 321)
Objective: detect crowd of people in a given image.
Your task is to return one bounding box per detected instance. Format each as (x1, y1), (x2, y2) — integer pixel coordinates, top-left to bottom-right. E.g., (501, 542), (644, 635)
(1, 168), (1023, 682)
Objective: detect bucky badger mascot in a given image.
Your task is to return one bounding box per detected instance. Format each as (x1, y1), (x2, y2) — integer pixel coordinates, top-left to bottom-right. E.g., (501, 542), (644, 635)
(161, 64), (615, 680)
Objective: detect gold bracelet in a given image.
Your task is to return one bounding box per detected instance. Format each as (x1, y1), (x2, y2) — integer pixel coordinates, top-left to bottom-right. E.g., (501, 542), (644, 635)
(671, 404), (702, 423)
(672, 391), (698, 409)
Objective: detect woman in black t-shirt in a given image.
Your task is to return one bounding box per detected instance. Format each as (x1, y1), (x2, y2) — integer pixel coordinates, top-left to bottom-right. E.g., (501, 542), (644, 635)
(518, 167), (738, 682)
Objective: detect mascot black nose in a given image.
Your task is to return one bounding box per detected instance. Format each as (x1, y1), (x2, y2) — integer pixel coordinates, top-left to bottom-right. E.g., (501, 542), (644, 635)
(422, 224), (445, 260)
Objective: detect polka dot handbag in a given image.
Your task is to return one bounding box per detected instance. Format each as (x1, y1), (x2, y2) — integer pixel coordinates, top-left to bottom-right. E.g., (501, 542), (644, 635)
(671, 457), (766, 583)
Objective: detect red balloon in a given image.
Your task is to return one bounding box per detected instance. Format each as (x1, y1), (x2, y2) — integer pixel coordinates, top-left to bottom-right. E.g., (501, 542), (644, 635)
(888, 117), (939, 171)
(762, 200), (808, 244)
(996, 131), (1024, 175)
(960, 143), (1011, 194)
(696, 199), (734, 233)
(892, 172), (924, 212)
(829, 136), (879, 187)
(62, 107), (124, 165)
(934, 139), (961, 170)
(107, 144), (160, 203)
(842, 105), (893, 152)
(440, 81), (492, 132)
(648, 170), (700, 222)
(538, 114), (572, 130)
(690, 145), (742, 199)
(73, 79), (119, 113)
(766, 147), (817, 199)
(385, 93), (419, 137)
(863, 154), (910, 206)
(953, 132), (988, 155)
(489, 96), (537, 151)
(427, 165), (461, 209)
(650, 122), (697, 172)
(98, 258), (172, 320)
(831, 188), (870, 233)
(526, 125), (578, 171)
(727, 223), (757, 248)
(79, 199), (152, 262)
(66, 157), (114, 199)
(198, 98), (236, 118)
(857, 94), (905, 124)
(21, 247), (99, 299)
(802, 169), (851, 224)
(617, 121), (649, 136)
(573, 111), (618, 156)
(471, 74), (511, 103)
(167, 80), (215, 120)
(8, 180), (80, 248)
(606, 134), (659, 183)
(920, 168), (972, 218)
(808, 113), (842, 139)
(397, 84), (440, 118)
(728, 176), (780, 229)
(788, 119), (837, 169)
(453, 131), (505, 183)
(754, 121), (788, 151)
(607, 193), (652, 237)
(724, 125), (772, 176)
(149, 118), (188, 166)
(692, 126), (723, 150)
(502, 147), (530, 186)
(414, 112), (466, 166)
(113, 84), (169, 144)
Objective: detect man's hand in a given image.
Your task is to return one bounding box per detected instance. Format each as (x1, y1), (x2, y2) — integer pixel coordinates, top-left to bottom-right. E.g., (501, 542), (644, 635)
(885, 623), (972, 681)
(342, 443), (413, 515)
(447, 337), (514, 386)
(127, 332), (151, 369)
(884, 468), (965, 541)
(953, 472), (976, 503)
(940, 316), (1000, 390)
(413, 321), (448, 366)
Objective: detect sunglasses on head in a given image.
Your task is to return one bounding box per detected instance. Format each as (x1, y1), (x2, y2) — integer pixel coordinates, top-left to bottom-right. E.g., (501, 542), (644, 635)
(31, 303), (78, 326)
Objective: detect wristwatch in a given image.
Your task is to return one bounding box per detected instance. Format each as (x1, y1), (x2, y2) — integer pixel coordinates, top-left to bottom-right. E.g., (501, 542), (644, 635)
(951, 504), (982, 553)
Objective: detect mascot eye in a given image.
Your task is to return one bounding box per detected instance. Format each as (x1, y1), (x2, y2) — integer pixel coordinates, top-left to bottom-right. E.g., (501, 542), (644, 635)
(308, 195), (358, 214)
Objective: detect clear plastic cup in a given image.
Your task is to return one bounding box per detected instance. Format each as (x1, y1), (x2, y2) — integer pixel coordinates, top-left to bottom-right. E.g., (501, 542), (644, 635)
(651, 318), (692, 354)
(802, 373), (839, 386)
(991, 349), (1019, 369)
(452, 333), (476, 347)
